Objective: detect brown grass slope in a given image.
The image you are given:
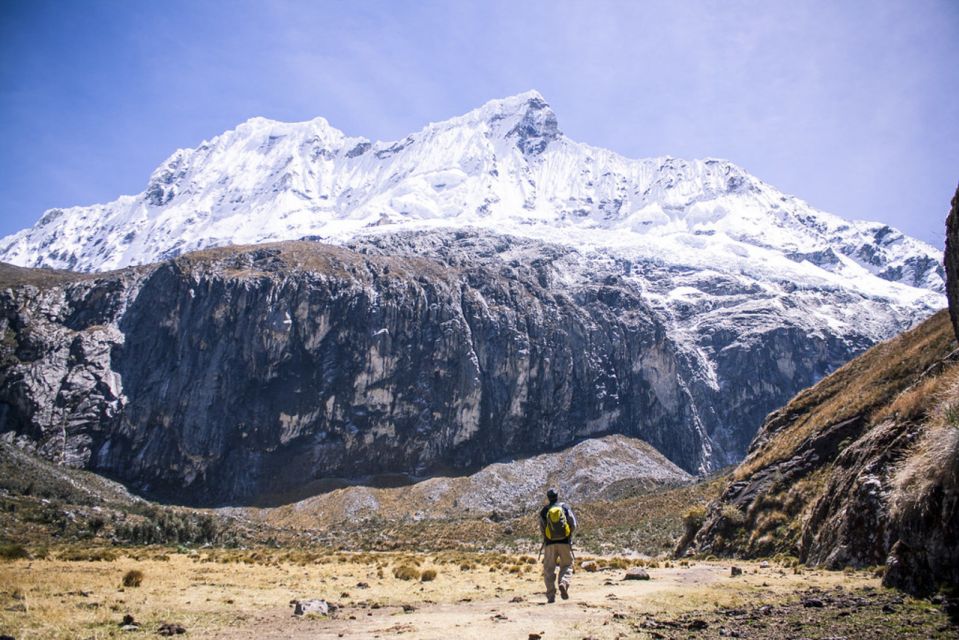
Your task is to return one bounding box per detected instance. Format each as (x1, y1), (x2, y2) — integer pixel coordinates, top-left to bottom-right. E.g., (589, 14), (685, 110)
(680, 309), (959, 596)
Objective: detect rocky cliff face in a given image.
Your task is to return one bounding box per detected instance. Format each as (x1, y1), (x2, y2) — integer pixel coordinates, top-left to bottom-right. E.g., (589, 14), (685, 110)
(0, 235), (699, 505)
(945, 182), (959, 341)
(0, 230), (914, 506)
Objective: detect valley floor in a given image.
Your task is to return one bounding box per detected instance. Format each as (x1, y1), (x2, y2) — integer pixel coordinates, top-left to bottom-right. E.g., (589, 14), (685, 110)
(1, 551), (955, 639)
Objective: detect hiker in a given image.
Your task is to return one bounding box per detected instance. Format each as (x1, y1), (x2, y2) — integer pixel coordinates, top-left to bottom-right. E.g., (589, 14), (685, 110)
(538, 487), (577, 603)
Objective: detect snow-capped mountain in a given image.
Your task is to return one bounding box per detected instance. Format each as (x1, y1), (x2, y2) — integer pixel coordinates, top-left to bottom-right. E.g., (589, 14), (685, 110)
(0, 92), (950, 494)
(0, 90), (945, 303)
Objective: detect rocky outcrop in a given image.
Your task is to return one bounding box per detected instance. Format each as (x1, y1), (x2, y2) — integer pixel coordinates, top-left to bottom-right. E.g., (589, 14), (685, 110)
(945, 182), (959, 341)
(0, 231), (937, 505)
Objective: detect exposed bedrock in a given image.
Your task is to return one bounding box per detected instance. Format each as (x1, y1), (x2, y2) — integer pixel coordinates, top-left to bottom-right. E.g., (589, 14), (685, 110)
(945, 182), (959, 341)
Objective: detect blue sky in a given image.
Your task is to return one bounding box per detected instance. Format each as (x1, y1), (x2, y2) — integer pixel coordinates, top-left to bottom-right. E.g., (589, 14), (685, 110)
(1, 0), (957, 246)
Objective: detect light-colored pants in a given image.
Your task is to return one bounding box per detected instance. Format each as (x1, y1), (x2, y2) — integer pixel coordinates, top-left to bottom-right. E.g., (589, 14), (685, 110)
(543, 543), (573, 599)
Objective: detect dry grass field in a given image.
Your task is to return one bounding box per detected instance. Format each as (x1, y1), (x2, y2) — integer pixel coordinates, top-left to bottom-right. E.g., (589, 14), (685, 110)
(1, 549), (954, 639)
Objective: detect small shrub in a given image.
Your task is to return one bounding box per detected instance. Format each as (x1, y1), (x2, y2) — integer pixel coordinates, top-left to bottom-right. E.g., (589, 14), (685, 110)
(719, 504), (746, 528)
(0, 544), (30, 561)
(682, 505), (707, 533)
(755, 510), (789, 532)
(87, 515), (107, 535)
(420, 569), (437, 582)
(122, 569), (144, 587)
(392, 565), (420, 581)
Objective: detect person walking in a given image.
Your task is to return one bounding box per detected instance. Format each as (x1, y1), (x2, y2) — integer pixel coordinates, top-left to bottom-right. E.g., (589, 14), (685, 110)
(538, 487), (577, 603)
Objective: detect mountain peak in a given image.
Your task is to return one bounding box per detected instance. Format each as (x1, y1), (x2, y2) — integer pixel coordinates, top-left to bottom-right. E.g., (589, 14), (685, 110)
(436, 90), (551, 125)
(480, 89), (548, 113)
(457, 90), (560, 154)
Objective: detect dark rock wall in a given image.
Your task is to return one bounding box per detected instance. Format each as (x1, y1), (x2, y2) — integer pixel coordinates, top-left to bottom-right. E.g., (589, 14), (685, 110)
(1, 242), (709, 504)
(945, 182), (959, 342)
(883, 457), (959, 596)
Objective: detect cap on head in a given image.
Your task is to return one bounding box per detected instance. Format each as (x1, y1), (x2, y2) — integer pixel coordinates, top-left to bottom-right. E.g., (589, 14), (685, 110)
(546, 488), (558, 502)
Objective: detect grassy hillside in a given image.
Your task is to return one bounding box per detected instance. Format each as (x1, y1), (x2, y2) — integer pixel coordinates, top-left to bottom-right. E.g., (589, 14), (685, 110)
(736, 309), (955, 480)
(0, 441), (273, 549)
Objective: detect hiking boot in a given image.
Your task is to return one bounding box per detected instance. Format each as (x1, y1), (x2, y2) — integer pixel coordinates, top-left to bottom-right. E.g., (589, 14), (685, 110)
(547, 595), (555, 603)
(559, 584), (569, 600)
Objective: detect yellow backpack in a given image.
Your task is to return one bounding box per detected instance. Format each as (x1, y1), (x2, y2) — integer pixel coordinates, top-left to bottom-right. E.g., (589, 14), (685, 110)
(545, 505), (570, 540)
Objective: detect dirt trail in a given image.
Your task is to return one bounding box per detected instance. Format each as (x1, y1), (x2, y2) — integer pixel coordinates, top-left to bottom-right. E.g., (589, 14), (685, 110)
(208, 563), (869, 640)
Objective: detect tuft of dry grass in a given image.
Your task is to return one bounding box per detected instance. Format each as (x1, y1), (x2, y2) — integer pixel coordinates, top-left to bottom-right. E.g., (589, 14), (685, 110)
(392, 565), (420, 581)
(420, 569), (437, 582)
(890, 370), (959, 521)
(122, 569), (144, 587)
(719, 504), (745, 528)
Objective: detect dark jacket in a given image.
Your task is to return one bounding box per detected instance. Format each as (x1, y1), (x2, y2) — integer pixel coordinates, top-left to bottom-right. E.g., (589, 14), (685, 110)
(539, 500), (577, 545)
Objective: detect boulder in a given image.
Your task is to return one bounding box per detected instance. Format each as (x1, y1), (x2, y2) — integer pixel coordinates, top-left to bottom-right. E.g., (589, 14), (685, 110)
(157, 623), (186, 636)
(623, 567), (650, 580)
(293, 599), (329, 617)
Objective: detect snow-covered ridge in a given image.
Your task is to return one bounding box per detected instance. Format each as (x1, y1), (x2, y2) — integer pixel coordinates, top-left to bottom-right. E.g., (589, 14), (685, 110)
(0, 90), (945, 308)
